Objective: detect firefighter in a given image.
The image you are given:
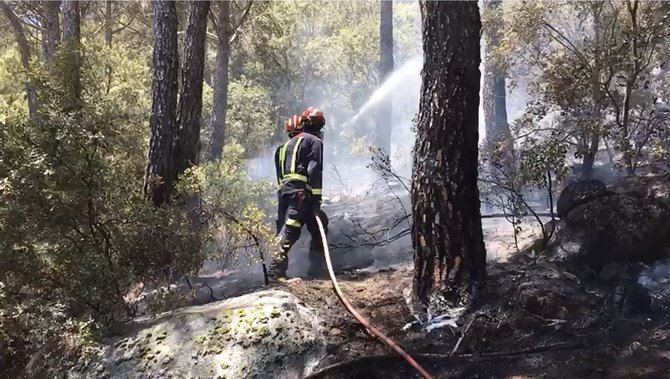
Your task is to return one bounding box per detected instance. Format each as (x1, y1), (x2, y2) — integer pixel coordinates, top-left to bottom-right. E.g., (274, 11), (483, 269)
(274, 115), (301, 234)
(270, 107), (328, 280)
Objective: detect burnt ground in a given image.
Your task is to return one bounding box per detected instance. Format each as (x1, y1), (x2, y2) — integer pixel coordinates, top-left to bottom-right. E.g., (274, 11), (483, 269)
(274, 251), (670, 378)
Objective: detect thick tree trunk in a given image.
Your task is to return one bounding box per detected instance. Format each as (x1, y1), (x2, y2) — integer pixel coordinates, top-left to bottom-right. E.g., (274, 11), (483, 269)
(412, 1), (486, 302)
(62, 0), (81, 53)
(174, 1), (210, 176)
(42, 0), (61, 65)
(62, 0), (81, 110)
(145, 0), (179, 206)
(1, 1), (38, 119)
(482, 0), (511, 157)
(208, 1), (231, 161)
(376, 0), (394, 155)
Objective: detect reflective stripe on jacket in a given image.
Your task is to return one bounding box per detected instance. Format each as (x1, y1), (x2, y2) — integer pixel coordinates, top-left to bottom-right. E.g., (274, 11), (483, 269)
(273, 132), (323, 199)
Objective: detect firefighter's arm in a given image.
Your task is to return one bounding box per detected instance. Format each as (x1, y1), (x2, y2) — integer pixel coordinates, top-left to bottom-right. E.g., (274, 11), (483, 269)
(274, 146), (282, 186)
(306, 138), (323, 205)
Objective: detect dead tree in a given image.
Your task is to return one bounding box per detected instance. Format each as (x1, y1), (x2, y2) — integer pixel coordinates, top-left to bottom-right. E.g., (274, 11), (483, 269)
(174, 1), (210, 176)
(412, 1), (486, 302)
(376, 0), (394, 154)
(145, 0), (179, 206)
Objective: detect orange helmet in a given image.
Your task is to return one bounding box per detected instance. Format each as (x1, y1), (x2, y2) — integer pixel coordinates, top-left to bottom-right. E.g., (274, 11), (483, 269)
(300, 107), (325, 129)
(284, 115), (302, 135)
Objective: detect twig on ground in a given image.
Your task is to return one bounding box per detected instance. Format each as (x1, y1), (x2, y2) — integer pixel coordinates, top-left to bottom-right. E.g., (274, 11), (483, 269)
(452, 313), (487, 355)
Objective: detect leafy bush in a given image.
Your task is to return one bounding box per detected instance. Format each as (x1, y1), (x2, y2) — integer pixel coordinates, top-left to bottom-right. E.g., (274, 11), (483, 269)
(0, 50), (29, 123)
(0, 43), (204, 373)
(181, 142), (278, 269)
(0, 37), (279, 373)
(225, 78), (276, 155)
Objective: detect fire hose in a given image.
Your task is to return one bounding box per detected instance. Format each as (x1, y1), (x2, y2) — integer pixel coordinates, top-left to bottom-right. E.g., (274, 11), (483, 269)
(314, 214), (433, 379)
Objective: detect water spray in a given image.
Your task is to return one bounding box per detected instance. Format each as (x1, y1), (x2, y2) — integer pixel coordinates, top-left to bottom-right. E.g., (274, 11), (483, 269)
(341, 56), (423, 129)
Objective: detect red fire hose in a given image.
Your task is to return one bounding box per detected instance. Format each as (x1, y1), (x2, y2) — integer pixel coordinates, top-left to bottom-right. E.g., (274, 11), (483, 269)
(314, 214), (433, 379)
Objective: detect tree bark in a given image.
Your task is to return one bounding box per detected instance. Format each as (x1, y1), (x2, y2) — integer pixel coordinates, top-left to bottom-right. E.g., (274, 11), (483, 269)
(62, 0), (81, 110)
(62, 0), (81, 52)
(208, 0), (231, 161)
(376, 0), (394, 155)
(145, 0), (179, 206)
(104, 0), (113, 93)
(412, 1), (486, 302)
(41, 0), (61, 65)
(1, 1), (38, 119)
(105, 0), (113, 48)
(581, 3), (605, 178)
(621, 0), (640, 176)
(174, 0), (210, 176)
(482, 0), (511, 157)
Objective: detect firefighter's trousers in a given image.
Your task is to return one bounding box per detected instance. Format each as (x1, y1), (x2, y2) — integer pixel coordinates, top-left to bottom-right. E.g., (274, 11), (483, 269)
(270, 191), (328, 279)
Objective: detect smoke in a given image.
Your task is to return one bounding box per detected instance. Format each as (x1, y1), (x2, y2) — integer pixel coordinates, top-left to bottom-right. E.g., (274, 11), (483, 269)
(233, 10), (537, 286)
(246, 54), (424, 194)
(238, 50), (535, 279)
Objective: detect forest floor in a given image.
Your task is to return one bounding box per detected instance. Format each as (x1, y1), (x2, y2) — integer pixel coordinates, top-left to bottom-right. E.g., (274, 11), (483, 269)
(275, 252), (670, 378)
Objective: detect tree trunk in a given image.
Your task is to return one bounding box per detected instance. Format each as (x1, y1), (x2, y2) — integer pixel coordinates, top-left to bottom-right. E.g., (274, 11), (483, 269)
(1, 1), (38, 119)
(482, 0), (511, 157)
(62, 0), (81, 56)
(621, 0), (640, 176)
(208, 0), (231, 161)
(41, 0), (61, 65)
(376, 0), (394, 155)
(412, 1), (486, 302)
(144, 0), (179, 207)
(105, 0), (113, 48)
(105, 0), (113, 92)
(174, 0), (210, 176)
(581, 3), (605, 179)
(62, 0), (81, 110)
(581, 134), (600, 178)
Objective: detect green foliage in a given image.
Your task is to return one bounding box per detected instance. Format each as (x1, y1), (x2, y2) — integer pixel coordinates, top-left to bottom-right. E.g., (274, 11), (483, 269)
(181, 143), (278, 267)
(503, 0), (670, 175)
(0, 38), (203, 373)
(0, 48), (204, 317)
(225, 78), (276, 155)
(226, 0), (421, 148)
(0, 50), (29, 123)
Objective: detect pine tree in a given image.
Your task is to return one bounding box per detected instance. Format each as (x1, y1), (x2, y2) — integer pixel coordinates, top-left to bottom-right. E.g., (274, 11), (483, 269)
(145, 0), (179, 206)
(412, 0), (486, 301)
(175, 1), (210, 176)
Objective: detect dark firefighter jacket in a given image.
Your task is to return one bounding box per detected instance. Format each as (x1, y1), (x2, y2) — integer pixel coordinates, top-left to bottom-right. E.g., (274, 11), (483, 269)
(274, 131), (323, 201)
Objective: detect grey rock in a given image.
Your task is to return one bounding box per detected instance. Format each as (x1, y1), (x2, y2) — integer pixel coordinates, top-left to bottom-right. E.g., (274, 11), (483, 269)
(608, 174), (670, 205)
(69, 290), (325, 378)
(563, 194), (669, 263)
(557, 179), (610, 218)
(552, 178), (670, 266)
